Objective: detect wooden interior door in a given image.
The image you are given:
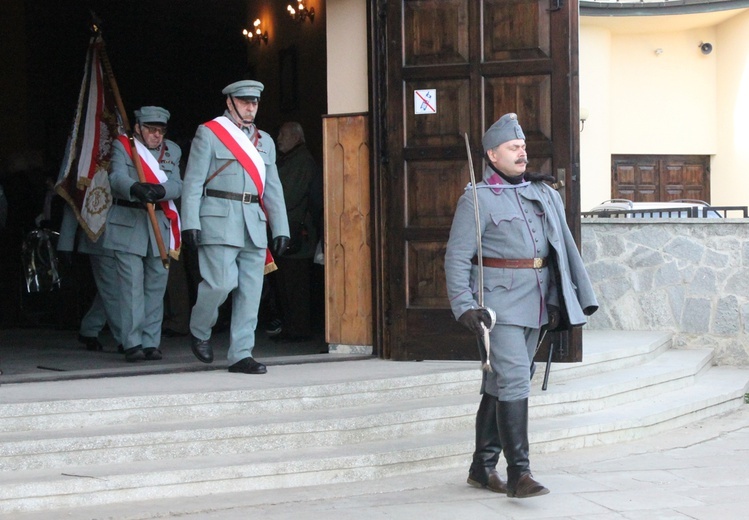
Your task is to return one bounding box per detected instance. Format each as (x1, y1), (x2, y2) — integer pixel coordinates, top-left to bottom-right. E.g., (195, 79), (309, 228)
(612, 155), (711, 202)
(373, 0), (580, 361)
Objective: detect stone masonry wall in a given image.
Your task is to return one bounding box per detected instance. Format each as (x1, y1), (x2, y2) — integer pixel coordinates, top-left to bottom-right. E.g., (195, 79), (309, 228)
(581, 220), (749, 366)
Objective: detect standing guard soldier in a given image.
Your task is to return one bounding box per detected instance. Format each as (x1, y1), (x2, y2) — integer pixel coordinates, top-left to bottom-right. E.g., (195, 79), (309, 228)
(445, 113), (598, 498)
(181, 80), (289, 374)
(105, 106), (182, 362)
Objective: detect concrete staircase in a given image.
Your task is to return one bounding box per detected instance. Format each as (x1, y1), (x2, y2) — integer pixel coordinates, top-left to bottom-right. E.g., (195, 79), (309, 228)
(0, 330), (747, 515)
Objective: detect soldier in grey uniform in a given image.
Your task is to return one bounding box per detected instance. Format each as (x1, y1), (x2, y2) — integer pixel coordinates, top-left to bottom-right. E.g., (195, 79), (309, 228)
(445, 113), (598, 498)
(57, 205), (122, 351)
(104, 106), (182, 362)
(181, 80), (289, 374)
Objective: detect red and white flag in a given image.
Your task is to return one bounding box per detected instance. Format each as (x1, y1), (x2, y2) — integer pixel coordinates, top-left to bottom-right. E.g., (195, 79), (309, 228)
(55, 34), (122, 241)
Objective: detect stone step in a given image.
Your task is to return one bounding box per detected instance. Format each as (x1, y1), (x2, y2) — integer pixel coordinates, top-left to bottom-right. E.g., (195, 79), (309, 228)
(0, 393), (477, 472)
(0, 344), (711, 472)
(532, 366), (749, 452)
(532, 347), (714, 417)
(0, 365), (746, 515)
(543, 329), (673, 383)
(0, 364), (480, 434)
(0, 331), (672, 435)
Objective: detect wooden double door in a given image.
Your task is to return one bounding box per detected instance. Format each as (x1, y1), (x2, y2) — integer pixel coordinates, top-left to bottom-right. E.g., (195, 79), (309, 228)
(612, 155), (711, 203)
(371, 0), (582, 360)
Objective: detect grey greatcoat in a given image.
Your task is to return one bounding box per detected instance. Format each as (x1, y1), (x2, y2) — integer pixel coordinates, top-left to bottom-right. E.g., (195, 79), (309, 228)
(181, 113), (289, 365)
(445, 167), (598, 400)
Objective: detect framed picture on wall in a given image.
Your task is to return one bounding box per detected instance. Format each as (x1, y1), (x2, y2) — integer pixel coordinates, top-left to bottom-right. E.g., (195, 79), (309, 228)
(279, 46), (298, 112)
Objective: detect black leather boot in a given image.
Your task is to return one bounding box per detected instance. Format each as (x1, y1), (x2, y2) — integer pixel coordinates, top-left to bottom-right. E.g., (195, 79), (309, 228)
(466, 393), (507, 493)
(497, 398), (549, 498)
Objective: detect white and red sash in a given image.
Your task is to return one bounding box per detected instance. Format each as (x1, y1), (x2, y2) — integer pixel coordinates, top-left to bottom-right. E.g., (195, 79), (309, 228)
(203, 116), (276, 272)
(204, 116), (266, 195)
(116, 135), (182, 259)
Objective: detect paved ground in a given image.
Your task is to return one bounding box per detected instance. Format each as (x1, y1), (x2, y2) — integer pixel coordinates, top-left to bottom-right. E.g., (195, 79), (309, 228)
(8, 396), (749, 519)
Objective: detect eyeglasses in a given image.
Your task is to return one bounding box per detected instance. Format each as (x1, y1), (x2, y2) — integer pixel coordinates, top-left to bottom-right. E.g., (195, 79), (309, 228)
(141, 124), (167, 136)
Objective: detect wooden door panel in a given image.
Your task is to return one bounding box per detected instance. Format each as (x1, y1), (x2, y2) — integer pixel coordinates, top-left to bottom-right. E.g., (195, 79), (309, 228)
(636, 163), (658, 202)
(404, 0), (469, 66)
(406, 160), (468, 228)
(484, 75), (552, 142)
(483, 0), (551, 60)
(405, 79), (470, 148)
(323, 115), (372, 347)
(616, 164), (635, 185)
(637, 164), (658, 185)
(684, 164), (706, 186)
(407, 241), (449, 307)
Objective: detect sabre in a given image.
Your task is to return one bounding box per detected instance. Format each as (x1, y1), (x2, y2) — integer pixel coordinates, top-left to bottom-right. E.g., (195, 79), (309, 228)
(463, 133), (494, 372)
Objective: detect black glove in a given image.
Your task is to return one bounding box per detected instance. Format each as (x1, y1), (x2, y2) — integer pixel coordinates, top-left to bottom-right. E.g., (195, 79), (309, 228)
(546, 304), (561, 331)
(458, 308), (493, 336)
(182, 229), (201, 250)
(272, 235), (290, 257)
(130, 182), (166, 203)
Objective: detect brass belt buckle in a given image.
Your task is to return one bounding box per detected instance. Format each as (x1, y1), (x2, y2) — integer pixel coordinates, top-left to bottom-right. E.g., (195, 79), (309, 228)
(533, 257), (543, 269)
(242, 192), (253, 204)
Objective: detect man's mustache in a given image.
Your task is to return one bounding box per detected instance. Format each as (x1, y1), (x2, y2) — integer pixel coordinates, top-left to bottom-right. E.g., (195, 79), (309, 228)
(516, 157), (529, 164)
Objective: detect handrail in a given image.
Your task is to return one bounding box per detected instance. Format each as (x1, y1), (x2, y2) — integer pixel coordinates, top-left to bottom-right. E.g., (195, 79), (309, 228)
(582, 205), (749, 219)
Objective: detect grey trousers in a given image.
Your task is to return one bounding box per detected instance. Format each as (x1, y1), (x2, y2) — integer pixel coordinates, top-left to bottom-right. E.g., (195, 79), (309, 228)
(482, 324), (541, 401)
(79, 254), (122, 344)
(114, 251), (169, 350)
(190, 239), (265, 365)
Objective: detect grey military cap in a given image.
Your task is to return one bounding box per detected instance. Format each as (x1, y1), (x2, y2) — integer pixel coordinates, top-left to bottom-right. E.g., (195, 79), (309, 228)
(222, 80), (264, 100)
(135, 106), (170, 125)
(482, 113), (525, 153)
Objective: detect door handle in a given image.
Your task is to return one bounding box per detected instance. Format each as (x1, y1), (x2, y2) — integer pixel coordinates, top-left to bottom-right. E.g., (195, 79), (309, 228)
(548, 0), (563, 12)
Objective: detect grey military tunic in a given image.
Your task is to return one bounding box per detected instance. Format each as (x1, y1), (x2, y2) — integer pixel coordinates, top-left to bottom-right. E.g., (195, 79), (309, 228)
(445, 167), (598, 400)
(104, 138), (182, 350)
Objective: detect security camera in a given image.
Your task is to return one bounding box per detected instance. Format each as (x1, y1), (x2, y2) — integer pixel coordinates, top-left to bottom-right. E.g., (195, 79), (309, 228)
(700, 42), (713, 55)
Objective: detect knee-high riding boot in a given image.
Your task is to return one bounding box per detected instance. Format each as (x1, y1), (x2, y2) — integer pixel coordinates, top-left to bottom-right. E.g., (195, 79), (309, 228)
(497, 398), (549, 498)
(466, 393), (507, 493)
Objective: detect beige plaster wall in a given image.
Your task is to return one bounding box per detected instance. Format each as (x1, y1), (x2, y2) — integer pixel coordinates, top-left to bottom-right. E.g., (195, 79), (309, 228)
(326, 0), (369, 114)
(579, 26), (612, 212)
(580, 19), (726, 211)
(608, 27), (718, 155)
(713, 10), (749, 207)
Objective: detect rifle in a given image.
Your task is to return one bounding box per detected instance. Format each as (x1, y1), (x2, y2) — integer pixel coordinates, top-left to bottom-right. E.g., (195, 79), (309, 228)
(93, 21), (170, 269)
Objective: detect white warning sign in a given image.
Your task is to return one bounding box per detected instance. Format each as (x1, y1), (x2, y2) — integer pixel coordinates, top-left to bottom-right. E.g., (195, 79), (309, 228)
(414, 89), (436, 114)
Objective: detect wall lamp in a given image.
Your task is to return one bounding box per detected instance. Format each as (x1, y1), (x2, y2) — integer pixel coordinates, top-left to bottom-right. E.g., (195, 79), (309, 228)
(287, 1), (315, 23)
(579, 107), (589, 133)
(243, 19), (268, 45)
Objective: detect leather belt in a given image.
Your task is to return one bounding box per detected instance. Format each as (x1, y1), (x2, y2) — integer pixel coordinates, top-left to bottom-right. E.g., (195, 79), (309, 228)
(471, 256), (548, 269)
(113, 199), (163, 211)
(205, 189), (259, 204)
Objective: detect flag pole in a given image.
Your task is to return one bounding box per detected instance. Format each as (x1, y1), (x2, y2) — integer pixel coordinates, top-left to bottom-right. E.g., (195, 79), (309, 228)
(92, 22), (170, 269)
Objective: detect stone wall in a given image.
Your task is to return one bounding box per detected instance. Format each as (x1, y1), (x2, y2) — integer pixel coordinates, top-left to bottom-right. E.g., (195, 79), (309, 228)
(581, 219), (749, 366)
